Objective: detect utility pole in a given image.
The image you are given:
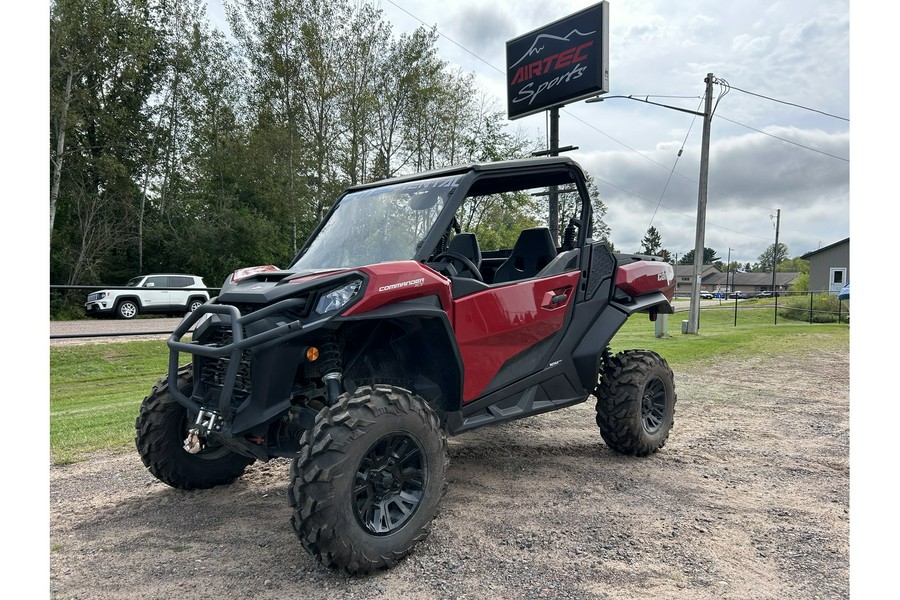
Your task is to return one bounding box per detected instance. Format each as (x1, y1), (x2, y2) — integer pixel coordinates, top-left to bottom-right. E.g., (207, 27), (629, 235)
(686, 74), (715, 334)
(772, 208), (781, 324)
(584, 74), (723, 328)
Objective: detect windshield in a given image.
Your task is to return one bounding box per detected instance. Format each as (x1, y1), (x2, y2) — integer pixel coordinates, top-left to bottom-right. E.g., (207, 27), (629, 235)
(292, 175), (460, 270)
(126, 277), (143, 287)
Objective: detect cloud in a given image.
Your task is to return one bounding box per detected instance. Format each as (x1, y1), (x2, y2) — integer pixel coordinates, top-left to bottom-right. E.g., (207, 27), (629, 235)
(443, 5), (519, 56)
(577, 126), (848, 262)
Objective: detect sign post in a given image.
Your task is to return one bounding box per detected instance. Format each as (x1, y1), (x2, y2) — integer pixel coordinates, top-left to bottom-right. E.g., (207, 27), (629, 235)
(507, 2), (609, 244)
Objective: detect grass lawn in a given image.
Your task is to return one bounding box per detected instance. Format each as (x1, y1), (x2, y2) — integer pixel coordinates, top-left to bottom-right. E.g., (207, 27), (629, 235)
(611, 304), (849, 368)
(50, 341), (169, 465)
(49, 306), (848, 465)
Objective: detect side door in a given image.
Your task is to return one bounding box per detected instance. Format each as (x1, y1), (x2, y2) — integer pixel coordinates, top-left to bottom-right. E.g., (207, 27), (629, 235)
(829, 267), (847, 294)
(140, 276), (170, 311)
(167, 275), (193, 310)
(452, 269), (580, 403)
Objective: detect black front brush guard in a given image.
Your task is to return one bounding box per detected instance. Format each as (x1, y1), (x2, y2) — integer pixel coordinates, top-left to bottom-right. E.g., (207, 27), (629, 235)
(166, 299), (314, 420)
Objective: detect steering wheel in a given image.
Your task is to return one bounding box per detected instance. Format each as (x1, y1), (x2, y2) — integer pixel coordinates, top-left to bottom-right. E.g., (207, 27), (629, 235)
(433, 251), (483, 282)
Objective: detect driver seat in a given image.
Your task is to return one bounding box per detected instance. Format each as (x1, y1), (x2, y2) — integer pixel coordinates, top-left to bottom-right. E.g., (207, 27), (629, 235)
(447, 232), (482, 276)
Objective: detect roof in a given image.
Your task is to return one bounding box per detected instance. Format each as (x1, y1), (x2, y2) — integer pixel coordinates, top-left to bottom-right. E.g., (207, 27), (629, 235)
(675, 264), (721, 277)
(346, 156), (586, 192)
(800, 237), (849, 260)
(705, 272), (799, 286)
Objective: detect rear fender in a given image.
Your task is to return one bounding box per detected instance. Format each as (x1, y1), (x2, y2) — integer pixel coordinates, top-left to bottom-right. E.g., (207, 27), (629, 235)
(615, 260), (675, 300)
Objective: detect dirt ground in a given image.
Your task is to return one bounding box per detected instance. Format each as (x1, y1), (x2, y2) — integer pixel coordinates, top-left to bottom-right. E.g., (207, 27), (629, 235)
(49, 346), (849, 599)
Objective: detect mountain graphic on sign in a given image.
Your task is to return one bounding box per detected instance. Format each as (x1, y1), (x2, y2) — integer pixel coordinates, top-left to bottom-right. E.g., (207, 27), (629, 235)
(509, 29), (597, 70)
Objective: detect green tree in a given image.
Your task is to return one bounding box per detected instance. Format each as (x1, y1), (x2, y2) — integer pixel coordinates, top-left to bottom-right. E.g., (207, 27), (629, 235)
(791, 272), (809, 292)
(458, 191), (541, 251)
(678, 247), (720, 265)
(142, 5), (273, 286)
(335, 2), (389, 185)
(640, 226), (662, 255)
(757, 242), (789, 273)
(50, 0), (165, 286)
(371, 26), (443, 179)
(716, 260), (741, 273)
(227, 0), (311, 254)
(777, 256), (809, 273)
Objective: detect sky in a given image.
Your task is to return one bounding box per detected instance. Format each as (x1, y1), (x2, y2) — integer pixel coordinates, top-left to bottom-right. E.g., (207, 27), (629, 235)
(204, 0), (851, 267)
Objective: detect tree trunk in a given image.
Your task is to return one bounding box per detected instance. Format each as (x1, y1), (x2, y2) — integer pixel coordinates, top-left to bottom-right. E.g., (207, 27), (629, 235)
(50, 68), (73, 243)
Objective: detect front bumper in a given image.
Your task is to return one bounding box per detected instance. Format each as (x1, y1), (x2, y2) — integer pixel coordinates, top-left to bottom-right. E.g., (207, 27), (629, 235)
(166, 298), (326, 422)
(84, 301), (113, 314)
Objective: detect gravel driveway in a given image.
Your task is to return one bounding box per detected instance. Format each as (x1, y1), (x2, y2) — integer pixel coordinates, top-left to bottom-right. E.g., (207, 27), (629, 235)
(49, 345), (849, 599)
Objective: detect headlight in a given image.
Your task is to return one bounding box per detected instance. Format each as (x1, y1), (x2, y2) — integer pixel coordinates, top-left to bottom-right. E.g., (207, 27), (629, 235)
(314, 280), (362, 315)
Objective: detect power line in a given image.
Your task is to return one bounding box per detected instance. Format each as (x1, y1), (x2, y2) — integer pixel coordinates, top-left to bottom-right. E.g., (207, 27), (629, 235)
(648, 97), (704, 229)
(714, 114), (849, 162)
(385, 1), (848, 166)
(593, 175), (775, 242)
(385, 0), (505, 75)
(381, 2), (838, 241)
(563, 108), (778, 213)
(728, 84), (849, 121)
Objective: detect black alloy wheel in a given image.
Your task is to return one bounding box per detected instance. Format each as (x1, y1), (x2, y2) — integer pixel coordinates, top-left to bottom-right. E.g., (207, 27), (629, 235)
(594, 349), (676, 456)
(641, 377), (668, 434)
(288, 384), (448, 573)
(353, 432), (427, 535)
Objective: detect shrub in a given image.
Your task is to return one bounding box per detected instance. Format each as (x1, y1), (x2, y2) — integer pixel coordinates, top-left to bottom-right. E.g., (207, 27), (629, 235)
(778, 292), (849, 324)
(50, 290), (86, 321)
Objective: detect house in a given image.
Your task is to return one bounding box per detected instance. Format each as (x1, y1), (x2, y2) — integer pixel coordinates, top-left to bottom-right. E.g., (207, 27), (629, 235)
(705, 271), (799, 295)
(801, 238), (849, 293)
(674, 264), (721, 296)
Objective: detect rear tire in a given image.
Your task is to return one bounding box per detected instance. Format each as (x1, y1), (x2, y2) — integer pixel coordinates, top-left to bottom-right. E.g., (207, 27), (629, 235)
(288, 384), (448, 573)
(188, 297), (205, 312)
(594, 350), (676, 456)
(135, 365), (255, 489)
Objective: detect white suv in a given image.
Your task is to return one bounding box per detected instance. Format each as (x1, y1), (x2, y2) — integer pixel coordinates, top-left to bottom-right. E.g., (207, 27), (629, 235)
(85, 274), (210, 319)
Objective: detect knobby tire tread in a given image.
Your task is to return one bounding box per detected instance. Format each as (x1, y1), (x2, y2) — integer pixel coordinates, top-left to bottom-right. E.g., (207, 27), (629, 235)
(288, 385), (448, 574)
(594, 349), (676, 456)
(135, 365), (254, 489)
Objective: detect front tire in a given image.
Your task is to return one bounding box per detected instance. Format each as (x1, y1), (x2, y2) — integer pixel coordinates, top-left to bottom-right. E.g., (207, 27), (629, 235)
(288, 385), (448, 573)
(595, 350), (676, 456)
(135, 365), (255, 489)
(116, 299), (138, 319)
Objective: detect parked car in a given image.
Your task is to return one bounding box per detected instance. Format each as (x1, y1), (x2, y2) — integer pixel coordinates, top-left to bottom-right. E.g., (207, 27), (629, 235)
(728, 291), (749, 299)
(700, 291), (714, 299)
(838, 283), (849, 300)
(755, 291), (773, 298)
(85, 274), (210, 319)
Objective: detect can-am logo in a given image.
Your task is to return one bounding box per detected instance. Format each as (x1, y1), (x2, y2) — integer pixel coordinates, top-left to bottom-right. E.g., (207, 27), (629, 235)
(378, 278), (425, 293)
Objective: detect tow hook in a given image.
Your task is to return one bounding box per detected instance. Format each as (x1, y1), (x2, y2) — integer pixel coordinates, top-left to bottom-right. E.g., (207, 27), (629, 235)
(184, 408), (223, 454)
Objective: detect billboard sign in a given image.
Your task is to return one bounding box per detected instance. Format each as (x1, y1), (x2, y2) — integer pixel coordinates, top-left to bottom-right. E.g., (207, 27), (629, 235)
(506, 1), (609, 120)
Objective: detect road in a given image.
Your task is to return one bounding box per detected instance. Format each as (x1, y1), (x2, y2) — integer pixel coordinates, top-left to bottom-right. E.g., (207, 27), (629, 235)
(50, 299), (738, 346)
(50, 317), (188, 346)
